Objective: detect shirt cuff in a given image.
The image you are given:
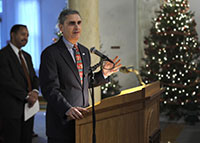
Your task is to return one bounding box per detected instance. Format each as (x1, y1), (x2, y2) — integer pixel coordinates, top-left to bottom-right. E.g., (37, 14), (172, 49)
(102, 71), (108, 79)
(32, 89), (39, 94)
(65, 107), (71, 116)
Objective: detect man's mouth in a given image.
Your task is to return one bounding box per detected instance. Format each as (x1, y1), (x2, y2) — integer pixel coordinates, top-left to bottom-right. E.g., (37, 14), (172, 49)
(73, 31), (80, 34)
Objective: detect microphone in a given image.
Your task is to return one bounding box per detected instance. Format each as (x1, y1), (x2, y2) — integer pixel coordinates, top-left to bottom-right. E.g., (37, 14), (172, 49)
(90, 47), (114, 64)
(120, 66), (134, 73)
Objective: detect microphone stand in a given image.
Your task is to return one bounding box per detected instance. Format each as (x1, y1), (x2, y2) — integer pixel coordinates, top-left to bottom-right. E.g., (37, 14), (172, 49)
(89, 59), (103, 143)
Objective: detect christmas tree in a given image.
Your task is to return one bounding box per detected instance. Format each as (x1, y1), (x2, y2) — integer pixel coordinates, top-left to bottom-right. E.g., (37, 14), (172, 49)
(140, 0), (200, 124)
(52, 29), (62, 43)
(101, 73), (121, 99)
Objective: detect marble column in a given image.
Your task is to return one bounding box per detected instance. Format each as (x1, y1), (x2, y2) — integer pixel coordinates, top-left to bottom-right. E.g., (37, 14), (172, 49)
(69, 0), (101, 103)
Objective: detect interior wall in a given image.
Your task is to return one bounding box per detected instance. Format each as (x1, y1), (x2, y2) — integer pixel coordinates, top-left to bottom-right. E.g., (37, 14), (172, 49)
(189, 0), (200, 40)
(99, 0), (161, 90)
(40, 0), (66, 51)
(99, 0), (138, 90)
(138, 0), (161, 66)
(1, 0), (17, 47)
(99, 0), (200, 90)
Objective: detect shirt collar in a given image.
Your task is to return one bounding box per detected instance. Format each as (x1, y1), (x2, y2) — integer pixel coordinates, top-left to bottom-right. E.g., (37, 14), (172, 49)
(9, 42), (21, 56)
(62, 37), (78, 50)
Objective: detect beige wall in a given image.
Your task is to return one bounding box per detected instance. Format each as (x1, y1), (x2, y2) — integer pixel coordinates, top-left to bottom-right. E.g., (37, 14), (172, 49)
(190, 0), (200, 40)
(99, 0), (161, 90)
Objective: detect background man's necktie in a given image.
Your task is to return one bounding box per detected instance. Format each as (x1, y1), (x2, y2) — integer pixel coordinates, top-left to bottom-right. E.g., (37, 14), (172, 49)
(74, 44), (83, 85)
(18, 50), (32, 91)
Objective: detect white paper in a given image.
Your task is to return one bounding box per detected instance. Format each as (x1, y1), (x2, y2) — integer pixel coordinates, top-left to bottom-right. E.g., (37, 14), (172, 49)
(24, 100), (40, 121)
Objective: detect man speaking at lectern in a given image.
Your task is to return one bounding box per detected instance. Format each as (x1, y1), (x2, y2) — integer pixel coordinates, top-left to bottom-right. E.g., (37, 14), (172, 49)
(39, 9), (121, 143)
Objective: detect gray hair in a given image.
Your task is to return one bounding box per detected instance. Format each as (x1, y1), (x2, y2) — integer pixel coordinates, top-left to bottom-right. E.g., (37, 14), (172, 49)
(58, 9), (81, 24)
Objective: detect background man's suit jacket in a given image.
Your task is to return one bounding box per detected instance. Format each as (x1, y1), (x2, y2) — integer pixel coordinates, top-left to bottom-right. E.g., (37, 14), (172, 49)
(0, 44), (39, 119)
(39, 38), (109, 140)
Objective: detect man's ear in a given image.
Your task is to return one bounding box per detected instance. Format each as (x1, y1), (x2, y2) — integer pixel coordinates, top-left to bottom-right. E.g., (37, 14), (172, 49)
(10, 32), (14, 40)
(58, 24), (63, 33)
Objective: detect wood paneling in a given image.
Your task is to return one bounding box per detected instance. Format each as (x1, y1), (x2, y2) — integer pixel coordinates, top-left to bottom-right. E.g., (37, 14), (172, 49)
(76, 81), (163, 143)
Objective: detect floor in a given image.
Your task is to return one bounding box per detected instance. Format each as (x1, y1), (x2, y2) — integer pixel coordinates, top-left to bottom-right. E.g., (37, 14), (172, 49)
(32, 112), (47, 143)
(32, 111), (200, 143)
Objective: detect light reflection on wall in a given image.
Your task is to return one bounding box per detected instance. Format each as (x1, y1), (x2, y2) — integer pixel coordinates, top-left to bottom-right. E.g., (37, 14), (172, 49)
(16, 0), (41, 71)
(0, 0), (2, 13)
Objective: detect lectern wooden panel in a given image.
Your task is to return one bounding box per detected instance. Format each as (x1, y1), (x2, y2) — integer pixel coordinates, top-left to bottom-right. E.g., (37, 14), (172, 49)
(76, 81), (163, 143)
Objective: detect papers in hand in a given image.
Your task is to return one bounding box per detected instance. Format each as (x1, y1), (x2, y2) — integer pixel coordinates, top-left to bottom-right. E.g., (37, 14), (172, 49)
(24, 100), (40, 121)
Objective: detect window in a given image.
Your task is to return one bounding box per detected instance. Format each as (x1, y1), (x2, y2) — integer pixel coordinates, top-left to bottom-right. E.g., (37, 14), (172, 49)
(0, 0), (2, 48)
(0, 0), (2, 13)
(16, 0), (41, 70)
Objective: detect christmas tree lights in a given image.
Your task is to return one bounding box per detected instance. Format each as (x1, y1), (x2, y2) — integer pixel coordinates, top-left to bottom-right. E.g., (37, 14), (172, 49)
(140, 0), (200, 123)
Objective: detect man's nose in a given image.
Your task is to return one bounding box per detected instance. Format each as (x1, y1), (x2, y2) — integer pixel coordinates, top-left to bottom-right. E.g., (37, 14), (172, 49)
(74, 25), (80, 30)
(75, 23), (79, 27)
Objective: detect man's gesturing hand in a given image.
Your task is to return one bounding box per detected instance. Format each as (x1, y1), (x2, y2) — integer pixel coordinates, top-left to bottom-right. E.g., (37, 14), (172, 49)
(102, 56), (121, 77)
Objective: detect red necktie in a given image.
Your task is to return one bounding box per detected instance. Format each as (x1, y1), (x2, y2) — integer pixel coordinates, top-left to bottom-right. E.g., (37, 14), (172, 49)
(74, 44), (83, 84)
(18, 50), (32, 91)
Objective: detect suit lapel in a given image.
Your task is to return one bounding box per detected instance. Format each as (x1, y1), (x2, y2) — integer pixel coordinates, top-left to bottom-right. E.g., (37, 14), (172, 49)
(57, 39), (82, 85)
(7, 46), (27, 81)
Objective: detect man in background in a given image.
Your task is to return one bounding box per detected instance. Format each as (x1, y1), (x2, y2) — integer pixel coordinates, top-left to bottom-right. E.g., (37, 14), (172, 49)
(0, 24), (39, 143)
(39, 9), (121, 143)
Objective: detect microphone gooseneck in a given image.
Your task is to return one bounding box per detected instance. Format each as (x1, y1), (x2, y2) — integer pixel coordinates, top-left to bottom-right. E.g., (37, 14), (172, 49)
(120, 66), (134, 73)
(120, 65), (145, 86)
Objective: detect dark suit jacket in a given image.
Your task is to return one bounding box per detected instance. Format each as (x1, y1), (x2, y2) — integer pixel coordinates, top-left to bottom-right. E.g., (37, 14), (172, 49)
(0, 44), (39, 119)
(39, 38), (108, 140)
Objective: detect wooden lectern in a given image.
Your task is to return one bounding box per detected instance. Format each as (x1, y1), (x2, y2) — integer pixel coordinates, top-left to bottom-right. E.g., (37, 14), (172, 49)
(76, 81), (164, 143)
